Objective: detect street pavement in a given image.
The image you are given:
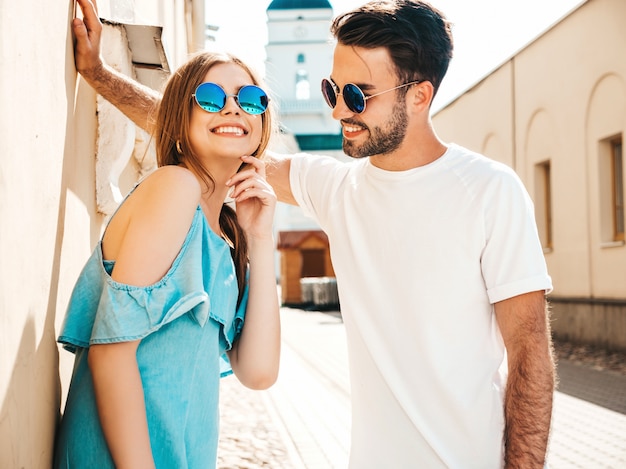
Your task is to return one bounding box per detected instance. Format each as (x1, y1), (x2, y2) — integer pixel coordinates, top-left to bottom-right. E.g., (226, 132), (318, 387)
(217, 307), (626, 468)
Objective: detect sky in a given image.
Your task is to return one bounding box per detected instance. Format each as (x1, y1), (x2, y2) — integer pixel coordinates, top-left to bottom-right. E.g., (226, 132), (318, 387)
(205, 0), (584, 111)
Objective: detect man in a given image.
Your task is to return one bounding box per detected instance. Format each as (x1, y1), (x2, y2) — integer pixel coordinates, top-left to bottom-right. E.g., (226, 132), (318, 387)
(72, 0), (555, 467)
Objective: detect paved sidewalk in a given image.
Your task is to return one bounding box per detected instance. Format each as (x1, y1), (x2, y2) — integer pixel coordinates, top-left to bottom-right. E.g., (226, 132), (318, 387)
(217, 307), (626, 468)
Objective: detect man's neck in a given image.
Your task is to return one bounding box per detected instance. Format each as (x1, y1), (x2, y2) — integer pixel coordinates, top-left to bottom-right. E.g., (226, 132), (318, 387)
(369, 138), (448, 171)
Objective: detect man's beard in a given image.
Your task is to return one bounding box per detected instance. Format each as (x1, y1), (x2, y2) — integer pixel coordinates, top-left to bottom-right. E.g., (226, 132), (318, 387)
(342, 100), (408, 158)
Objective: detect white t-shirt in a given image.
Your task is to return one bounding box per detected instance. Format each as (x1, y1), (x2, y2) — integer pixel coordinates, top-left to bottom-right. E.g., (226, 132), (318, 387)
(289, 144), (553, 469)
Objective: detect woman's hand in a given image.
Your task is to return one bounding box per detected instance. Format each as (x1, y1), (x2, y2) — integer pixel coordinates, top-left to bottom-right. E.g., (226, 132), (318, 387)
(225, 156), (280, 389)
(226, 156), (277, 240)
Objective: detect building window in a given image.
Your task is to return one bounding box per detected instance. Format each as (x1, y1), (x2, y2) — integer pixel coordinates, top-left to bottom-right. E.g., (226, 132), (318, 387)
(534, 160), (553, 250)
(295, 69), (310, 100)
(611, 137), (624, 241)
(599, 135), (624, 244)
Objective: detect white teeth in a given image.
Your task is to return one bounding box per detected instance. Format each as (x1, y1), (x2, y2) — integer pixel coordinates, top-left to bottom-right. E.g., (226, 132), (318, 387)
(343, 124), (363, 133)
(213, 126), (245, 135)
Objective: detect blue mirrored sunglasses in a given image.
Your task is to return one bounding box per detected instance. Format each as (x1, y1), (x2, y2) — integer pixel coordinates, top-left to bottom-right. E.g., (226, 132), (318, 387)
(321, 78), (422, 114)
(193, 82), (269, 115)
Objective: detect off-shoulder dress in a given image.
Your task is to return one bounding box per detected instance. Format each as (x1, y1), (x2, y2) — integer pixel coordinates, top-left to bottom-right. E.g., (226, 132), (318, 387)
(54, 205), (247, 468)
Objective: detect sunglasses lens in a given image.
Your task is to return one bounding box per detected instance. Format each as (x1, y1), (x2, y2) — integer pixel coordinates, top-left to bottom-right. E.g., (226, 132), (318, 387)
(238, 85), (269, 115)
(343, 84), (366, 113)
(194, 82), (226, 112)
(321, 78), (337, 109)
(194, 83), (268, 115)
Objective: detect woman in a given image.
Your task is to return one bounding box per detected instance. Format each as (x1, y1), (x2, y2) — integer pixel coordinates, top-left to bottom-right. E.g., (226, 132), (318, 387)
(55, 52), (280, 468)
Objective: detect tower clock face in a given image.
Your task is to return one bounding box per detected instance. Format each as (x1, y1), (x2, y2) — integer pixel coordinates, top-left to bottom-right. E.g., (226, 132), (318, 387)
(294, 25), (307, 38)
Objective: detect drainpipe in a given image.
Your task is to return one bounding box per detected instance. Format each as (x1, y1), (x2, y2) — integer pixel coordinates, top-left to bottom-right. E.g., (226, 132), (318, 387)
(190, 0), (205, 52)
(510, 56), (517, 171)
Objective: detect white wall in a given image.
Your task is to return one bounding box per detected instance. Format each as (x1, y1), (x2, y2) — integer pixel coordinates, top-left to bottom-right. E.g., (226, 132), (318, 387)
(0, 1), (195, 466)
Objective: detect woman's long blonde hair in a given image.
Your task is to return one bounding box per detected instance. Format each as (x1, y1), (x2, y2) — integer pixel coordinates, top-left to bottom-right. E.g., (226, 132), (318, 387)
(154, 51), (274, 305)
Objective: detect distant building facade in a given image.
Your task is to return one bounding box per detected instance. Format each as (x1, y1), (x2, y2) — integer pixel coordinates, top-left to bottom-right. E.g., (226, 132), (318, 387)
(265, 0), (342, 151)
(264, 0), (348, 249)
(433, 0), (626, 351)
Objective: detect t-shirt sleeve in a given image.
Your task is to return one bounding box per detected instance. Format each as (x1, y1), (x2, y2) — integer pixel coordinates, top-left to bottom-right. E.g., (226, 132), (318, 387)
(481, 167), (553, 303)
(289, 152), (346, 226)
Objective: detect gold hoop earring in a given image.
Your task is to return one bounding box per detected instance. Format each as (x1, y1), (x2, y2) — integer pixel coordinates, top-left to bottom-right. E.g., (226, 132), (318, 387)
(176, 140), (183, 154)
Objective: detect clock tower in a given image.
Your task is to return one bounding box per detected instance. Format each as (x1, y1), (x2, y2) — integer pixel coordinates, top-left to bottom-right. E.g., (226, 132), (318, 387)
(265, 0), (342, 150)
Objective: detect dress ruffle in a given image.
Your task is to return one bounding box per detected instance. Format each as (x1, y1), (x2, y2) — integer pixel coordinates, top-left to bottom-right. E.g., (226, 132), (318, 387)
(58, 207), (246, 375)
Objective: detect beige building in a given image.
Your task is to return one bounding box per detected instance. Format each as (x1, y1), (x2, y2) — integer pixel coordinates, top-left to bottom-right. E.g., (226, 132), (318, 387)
(0, 0), (204, 466)
(433, 0), (626, 351)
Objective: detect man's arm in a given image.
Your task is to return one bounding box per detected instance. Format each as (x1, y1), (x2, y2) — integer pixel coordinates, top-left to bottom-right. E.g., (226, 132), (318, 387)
(73, 0), (160, 133)
(261, 151), (298, 205)
(495, 290), (555, 469)
(74, 0), (300, 205)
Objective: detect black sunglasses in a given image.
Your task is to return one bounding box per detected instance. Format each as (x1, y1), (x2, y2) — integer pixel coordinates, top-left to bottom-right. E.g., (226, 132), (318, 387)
(321, 78), (423, 114)
(193, 82), (269, 115)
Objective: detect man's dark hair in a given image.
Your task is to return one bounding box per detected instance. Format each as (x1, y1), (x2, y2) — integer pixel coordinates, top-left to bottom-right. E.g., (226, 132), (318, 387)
(331, 0), (454, 96)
